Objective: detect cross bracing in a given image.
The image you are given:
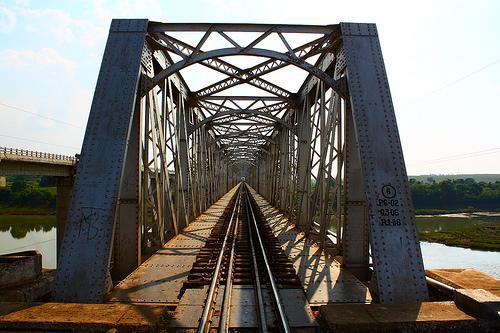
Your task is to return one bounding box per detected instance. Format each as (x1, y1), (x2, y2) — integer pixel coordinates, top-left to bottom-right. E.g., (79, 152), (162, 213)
(54, 20), (428, 305)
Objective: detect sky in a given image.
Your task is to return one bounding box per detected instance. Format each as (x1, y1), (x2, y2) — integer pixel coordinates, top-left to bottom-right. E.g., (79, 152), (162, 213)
(0, 0), (499, 175)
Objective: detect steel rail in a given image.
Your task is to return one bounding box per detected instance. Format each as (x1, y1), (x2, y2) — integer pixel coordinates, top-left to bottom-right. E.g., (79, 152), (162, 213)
(244, 184), (291, 333)
(425, 276), (455, 296)
(245, 186), (268, 332)
(218, 189), (242, 332)
(198, 186), (242, 332)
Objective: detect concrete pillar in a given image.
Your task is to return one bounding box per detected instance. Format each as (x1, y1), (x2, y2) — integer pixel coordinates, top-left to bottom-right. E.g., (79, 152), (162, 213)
(279, 130), (290, 212)
(56, 176), (73, 259)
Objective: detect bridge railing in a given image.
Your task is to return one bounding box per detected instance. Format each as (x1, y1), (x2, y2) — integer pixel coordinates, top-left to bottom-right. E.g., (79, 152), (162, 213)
(0, 147), (77, 162)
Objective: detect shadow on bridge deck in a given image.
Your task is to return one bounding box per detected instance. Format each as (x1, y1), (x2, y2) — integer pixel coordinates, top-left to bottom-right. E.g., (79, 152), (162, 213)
(247, 186), (372, 305)
(106, 186), (239, 305)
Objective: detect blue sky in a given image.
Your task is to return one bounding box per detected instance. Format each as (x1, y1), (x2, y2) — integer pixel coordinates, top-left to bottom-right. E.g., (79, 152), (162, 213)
(0, 0), (499, 175)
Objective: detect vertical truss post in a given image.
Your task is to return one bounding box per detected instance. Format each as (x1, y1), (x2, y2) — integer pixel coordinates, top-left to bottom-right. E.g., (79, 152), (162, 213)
(175, 97), (190, 229)
(192, 128), (201, 218)
(54, 19), (148, 302)
(342, 103), (369, 281)
(260, 158), (267, 198)
(267, 153), (278, 200)
(296, 101), (312, 231)
(226, 164), (229, 193)
(341, 22), (428, 303)
(113, 99), (141, 280)
(279, 129), (289, 211)
(200, 131), (208, 212)
(256, 160), (260, 193)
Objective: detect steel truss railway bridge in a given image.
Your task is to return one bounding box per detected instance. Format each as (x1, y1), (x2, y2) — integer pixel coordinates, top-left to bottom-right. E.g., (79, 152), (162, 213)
(5, 19), (497, 332)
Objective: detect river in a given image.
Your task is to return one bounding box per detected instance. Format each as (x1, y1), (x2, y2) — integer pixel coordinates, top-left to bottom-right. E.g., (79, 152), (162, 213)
(0, 215), (499, 277)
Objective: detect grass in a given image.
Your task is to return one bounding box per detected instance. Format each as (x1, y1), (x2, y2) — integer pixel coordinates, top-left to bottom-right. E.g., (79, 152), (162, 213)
(409, 174), (500, 183)
(0, 205), (55, 215)
(417, 215), (500, 251)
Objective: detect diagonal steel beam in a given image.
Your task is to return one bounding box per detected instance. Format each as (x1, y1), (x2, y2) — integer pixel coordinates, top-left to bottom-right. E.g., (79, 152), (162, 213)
(152, 33), (292, 99)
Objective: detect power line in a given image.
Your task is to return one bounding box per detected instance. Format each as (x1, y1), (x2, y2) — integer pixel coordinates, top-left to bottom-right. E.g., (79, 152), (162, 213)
(418, 147), (500, 165)
(0, 133), (80, 150)
(405, 57), (500, 104)
(428, 58), (500, 95)
(0, 102), (84, 129)
(0, 237), (56, 254)
(425, 147), (500, 162)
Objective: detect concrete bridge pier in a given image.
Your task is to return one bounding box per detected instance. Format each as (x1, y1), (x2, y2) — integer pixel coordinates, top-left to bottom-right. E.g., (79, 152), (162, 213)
(56, 176), (74, 258)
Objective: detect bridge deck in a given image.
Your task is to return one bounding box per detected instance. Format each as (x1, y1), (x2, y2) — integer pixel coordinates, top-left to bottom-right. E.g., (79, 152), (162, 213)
(107, 186), (239, 305)
(108, 186), (371, 306)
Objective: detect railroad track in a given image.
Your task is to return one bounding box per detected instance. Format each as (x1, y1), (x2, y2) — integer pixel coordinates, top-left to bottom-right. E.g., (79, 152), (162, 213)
(181, 183), (301, 332)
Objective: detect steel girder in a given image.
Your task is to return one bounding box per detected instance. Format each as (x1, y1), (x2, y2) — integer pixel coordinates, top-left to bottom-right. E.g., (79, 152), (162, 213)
(55, 19), (427, 305)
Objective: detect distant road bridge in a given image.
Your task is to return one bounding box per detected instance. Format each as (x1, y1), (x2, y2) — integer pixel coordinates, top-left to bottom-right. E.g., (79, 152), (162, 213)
(0, 147), (76, 177)
(0, 146), (76, 254)
(3, 19), (496, 332)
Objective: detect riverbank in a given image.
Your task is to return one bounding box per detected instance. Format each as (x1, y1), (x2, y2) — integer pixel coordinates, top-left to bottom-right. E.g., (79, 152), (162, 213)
(0, 206), (54, 215)
(417, 215), (500, 251)
(1, 210), (498, 252)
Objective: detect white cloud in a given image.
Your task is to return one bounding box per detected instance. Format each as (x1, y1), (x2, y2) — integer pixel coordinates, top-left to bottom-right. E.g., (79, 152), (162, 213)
(93, 0), (164, 22)
(18, 7), (106, 46)
(0, 6), (16, 33)
(1, 48), (76, 74)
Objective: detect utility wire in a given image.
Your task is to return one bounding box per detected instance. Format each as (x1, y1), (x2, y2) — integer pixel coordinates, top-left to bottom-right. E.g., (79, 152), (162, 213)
(418, 148), (500, 165)
(0, 134), (80, 150)
(0, 102), (84, 129)
(1, 237), (56, 254)
(428, 58), (500, 95)
(425, 147), (500, 162)
(405, 57), (500, 104)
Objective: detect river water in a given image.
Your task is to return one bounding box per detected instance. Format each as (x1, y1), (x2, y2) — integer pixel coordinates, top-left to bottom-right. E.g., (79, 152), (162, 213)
(0, 218), (499, 278)
(0, 225), (56, 268)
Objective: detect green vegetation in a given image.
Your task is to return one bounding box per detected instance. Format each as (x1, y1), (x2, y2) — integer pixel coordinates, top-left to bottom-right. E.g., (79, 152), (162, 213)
(409, 178), (500, 213)
(0, 176), (56, 214)
(409, 174), (500, 183)
(417, 215), (500, 251)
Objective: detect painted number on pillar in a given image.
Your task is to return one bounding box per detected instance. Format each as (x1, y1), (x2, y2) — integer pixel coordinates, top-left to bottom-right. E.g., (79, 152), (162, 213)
(377, 184), (401, 226)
